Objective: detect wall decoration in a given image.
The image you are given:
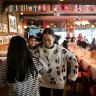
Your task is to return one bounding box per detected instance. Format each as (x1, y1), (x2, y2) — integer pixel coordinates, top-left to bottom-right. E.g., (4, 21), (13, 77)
(0, 36), (3, 45)
(9, 14), (17, 32)
(0, 23), (2, 32)
(18, 24), (22, 33)
(2, 23), (8, 32)
(3, 36), (9, 44)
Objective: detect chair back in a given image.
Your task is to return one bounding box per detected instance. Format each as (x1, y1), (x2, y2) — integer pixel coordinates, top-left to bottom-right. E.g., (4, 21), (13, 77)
(90, 85), (96, 96)
(86, 65), (92, 78)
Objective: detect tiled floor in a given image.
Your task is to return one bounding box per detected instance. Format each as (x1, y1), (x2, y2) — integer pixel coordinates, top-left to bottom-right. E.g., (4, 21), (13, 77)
(0, 83), (84, 96)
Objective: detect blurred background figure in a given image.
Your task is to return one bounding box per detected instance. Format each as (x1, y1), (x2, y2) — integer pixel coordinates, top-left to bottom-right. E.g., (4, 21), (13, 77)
(90, 38), (96, 51)
(61, 40), (68, 49)
(77, 33), (83, 47)
(82, 36), (89, 49)
(54, 34), (61, 45)
(71, 36), (75, 43)
(65, 33), (70, 42)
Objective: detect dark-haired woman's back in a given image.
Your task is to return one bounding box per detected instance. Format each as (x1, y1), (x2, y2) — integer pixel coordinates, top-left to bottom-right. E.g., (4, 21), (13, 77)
(0, 56), (47, 96)
(0, 36), (48, 96)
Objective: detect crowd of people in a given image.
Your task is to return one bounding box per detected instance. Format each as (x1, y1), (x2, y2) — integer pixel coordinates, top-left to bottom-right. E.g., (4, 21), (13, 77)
(0, 28), (96, 96)
(0, 27), (96, 96)
(0, 35), (48, 96)
(61, 33), (96, 51)
(0, 28), (78, 96)
(77, 33), (96, 51)
(1, 27), (96, 96)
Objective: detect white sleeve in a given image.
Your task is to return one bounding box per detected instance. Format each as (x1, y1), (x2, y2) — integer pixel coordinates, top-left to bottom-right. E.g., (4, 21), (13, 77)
(66, 51), (78, 81)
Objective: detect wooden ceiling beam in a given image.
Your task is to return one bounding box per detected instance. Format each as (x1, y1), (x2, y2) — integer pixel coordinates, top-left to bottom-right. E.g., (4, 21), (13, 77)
(22, 11), (96, 15)
(21, 11), (96, 19)
(23, 15), (96, 21)
(3, 0), (96, 5)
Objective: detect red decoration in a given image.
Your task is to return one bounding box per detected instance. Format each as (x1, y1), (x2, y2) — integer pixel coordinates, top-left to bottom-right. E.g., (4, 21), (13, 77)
(42, 20), (46, 28)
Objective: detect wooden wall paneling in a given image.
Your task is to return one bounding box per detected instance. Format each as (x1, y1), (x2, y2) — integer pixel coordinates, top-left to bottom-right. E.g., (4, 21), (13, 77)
(0, 43), (8, 54)
(0, 13), (9, 52)
(0, 12), (21, 52)
(0, 4), (3, 13)
(0, 13), (2, 22)
(0, 13), (3, 33)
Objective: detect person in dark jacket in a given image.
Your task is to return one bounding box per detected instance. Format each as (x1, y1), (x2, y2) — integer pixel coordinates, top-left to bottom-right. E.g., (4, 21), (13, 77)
(90, 38), (96, 51)
(61, 40), (68, 49)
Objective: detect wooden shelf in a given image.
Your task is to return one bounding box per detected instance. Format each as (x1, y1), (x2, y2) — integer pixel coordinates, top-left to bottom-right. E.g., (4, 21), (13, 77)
(22, 11), (96, 21)
(0, 32), (18, 36)
(22, 11), (96, 16)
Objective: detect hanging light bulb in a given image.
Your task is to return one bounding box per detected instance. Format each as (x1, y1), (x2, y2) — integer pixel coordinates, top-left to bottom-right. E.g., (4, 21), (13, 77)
(24, 25), (27, 29)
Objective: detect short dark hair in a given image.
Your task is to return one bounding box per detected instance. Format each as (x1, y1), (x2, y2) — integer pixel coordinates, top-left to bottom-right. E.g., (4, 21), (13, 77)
(28, 35), (37, 41)
(42, 28), (55, 38)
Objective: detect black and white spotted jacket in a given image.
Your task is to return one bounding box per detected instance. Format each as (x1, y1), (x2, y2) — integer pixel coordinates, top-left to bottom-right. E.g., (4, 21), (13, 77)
(34, 44), (78, 89)
(0, 56), (48, 96)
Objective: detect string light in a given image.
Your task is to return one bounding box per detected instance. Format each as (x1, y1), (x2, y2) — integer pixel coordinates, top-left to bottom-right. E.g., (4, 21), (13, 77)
(74, 18), (90, 26)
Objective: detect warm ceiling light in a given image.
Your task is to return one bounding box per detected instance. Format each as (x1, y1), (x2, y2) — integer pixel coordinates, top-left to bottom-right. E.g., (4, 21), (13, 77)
(20, 12), (23, 15)
(74, 18), (90, 26)
(46, 25), (49, 28)
(18, 25), (21, 29)
(91, 24), (95, 28)
(24, 25), (27, 29)
(54, 8), (57, 11)
(61, 25), (64, 27)
(60, 0), (63, 1)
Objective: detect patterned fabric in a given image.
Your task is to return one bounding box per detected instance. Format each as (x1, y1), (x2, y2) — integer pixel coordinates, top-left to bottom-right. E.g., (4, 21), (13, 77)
(34, 44), (78, 89)
(0, 56), (48, 96)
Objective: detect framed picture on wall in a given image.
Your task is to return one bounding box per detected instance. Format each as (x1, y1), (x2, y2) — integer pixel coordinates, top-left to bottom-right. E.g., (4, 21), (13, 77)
(3, 36), (9, 44)
(0, 36), (3, 45)
(2, 23), (8, 32)
(0, 22), (2, 32)
(9, 14), (17, 32)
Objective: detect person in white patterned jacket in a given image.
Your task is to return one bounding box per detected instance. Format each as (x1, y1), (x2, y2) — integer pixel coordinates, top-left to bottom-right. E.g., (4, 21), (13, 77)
(0, 36), (48, 96)
(34, 28), (78, 96)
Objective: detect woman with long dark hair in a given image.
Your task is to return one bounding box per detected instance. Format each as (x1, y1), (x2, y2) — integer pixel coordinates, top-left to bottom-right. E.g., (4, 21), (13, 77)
(0, 36), (48, 96)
